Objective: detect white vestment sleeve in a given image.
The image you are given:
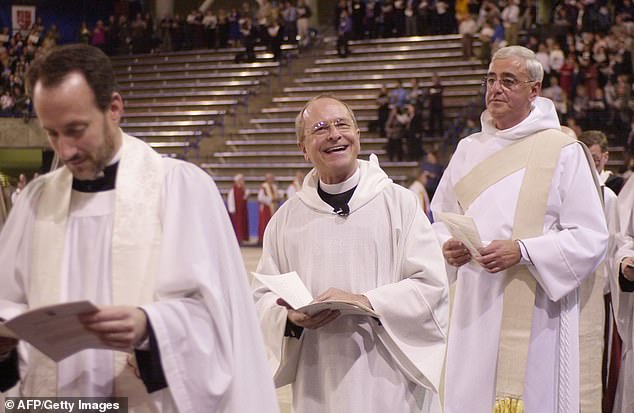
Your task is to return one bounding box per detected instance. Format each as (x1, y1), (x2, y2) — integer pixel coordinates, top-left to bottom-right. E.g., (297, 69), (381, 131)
(141, 161), (279, 412)
(603, 188), (621, 293)
(0, 180), (45, 320)
(252, 223), (296, 384)
(614, 203), (634, 340)
(227, 188), (236, 214)
(613, 193), (634, 413)
(0, 179), (48, 395)
(430, 145), (468, 285)
(521, 145), (608, 301)
(258, 187), (271, 206)
(363, 205), (449, 392)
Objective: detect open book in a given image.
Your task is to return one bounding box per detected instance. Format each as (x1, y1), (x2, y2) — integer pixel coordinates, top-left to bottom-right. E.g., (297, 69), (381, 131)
(436, 211), (484, 258)
(252, 271), (380, 319)
(0, 301), (116, 362)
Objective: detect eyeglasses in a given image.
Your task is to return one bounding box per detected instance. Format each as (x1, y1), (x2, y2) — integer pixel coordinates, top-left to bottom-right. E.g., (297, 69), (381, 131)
(307, 118), (354, 137)
(482, 76), (536, 90)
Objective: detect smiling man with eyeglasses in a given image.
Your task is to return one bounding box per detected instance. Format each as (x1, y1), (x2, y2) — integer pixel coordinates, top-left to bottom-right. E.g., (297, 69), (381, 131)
(431, 46), (608, 413)
(253, 95), (449, 412)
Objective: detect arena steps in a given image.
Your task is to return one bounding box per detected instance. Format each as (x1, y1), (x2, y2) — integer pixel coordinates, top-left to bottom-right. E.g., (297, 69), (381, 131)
(202, 34), (487, 194)
(114, 34), (488, 187)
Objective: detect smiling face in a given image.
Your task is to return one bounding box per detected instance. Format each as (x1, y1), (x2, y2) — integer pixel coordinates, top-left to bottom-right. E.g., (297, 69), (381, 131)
(33, 72), (123, 180)
(485, 57), (540, 130)
(298, 97), (360, 184)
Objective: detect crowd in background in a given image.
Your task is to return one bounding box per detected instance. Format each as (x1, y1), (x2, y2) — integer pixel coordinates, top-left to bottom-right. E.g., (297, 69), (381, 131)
(334, 0), (461, 39)
(1, 0), (634, 172)
(373, 74), (464, 163)
(74, 1), (315, 57)
(484, 0), (634, 172)
(0, 18), (61, 117)
(366, 0), (634, 175)
(0, 0), (315, 107)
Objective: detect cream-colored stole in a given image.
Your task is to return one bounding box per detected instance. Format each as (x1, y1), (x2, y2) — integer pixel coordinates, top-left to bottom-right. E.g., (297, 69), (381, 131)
(26, 133), (164, 411)
(453, 129), (576, 412)
(416, 184), (430, 217)
(263, 182), (279, 213)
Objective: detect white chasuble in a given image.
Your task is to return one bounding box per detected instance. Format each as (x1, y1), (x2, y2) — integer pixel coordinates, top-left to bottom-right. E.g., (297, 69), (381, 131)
(254, 156), (449, 413)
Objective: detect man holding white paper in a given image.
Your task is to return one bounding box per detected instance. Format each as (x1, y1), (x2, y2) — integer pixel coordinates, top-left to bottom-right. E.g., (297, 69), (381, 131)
(0, 44), (278, 412)
(253, 95), (449, 412)
(430, 46), (609, 413)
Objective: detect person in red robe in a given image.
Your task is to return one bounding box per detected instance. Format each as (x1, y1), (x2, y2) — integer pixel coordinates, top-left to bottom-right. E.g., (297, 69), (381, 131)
(257, 172), (280, 244)
(227, 173), (250, 244)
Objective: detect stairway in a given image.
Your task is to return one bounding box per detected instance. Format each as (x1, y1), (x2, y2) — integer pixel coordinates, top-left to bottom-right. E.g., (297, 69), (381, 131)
(110, 44), (297, 160)
(202, 34), (487, 196)
(109, 35), (488, 196)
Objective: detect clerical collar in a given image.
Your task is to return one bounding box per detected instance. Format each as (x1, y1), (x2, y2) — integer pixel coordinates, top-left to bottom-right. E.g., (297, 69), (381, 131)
(72, 148), (122, 193)
(317, 168), (360, 217)
(319, 168), (360, 195)
(72, 162), (119, 192)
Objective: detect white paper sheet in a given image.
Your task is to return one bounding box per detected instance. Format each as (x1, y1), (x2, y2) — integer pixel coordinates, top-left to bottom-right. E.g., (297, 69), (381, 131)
(253, 271), (380, 319)
(2, 301), (118, 362)
(437, 211), (484, 258)
(252, 271), (313, 309)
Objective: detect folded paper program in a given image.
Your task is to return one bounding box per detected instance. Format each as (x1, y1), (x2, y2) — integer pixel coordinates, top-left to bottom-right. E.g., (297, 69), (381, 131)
(437, 211), (484, 258)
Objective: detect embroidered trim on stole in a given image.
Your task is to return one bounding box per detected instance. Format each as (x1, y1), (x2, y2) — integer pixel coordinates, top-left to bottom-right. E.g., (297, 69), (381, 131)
(577, 142), (606, 413)
(452, 129), (576, 411)
(28, 133), (163, 409)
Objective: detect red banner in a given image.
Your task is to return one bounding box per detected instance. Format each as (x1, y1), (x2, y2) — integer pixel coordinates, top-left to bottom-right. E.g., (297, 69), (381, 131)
(11, 5), (36, 35)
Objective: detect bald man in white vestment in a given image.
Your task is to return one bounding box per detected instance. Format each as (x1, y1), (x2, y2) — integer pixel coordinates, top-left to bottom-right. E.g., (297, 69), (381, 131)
(0, 44), (279, 413)
(253, 96), (449, 413)
(431, 46), (608, 413)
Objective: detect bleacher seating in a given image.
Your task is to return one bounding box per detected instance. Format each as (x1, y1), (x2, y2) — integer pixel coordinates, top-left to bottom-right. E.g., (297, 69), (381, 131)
(203, 34), (487, 195)
(111, 46), (290, 158)
(100, 34), (491, 193)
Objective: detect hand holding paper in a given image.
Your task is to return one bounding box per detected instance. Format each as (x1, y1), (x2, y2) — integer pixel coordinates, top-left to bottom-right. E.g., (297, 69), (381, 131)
(277, 298), (341, 330)
(253, 271), (379, 319)
(442, 239), (472, 267)
(253, 271), (313, 310)
(80, 305), (149, 350)
(437, 212), (484, 258)
(0, 301), (123, 362)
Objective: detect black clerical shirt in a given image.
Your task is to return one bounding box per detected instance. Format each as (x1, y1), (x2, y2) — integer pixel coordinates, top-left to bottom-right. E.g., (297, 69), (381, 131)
(317, 183), (357, 217)
(72, 162), (118, 192)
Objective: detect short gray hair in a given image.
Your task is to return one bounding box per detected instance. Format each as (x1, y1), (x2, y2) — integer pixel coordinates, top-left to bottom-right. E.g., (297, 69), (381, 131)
(295, 95), (359, 144)
(491, 46), (544, 82)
